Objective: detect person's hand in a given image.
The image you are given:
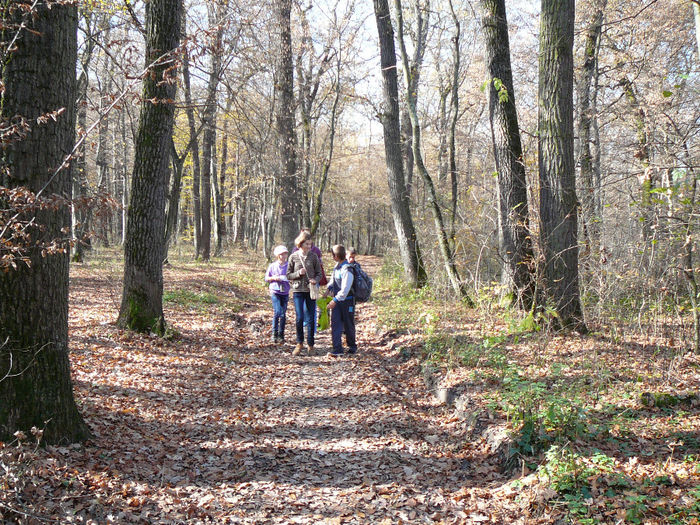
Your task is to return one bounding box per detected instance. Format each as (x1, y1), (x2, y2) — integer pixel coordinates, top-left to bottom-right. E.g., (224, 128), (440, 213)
(327, 300), (336, 310)
(299, 268), (306, 275)
(309, 278), (316, 285)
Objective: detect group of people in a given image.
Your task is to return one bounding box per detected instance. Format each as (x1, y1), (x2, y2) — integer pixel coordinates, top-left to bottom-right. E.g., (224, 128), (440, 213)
(264, 228), (360, 357)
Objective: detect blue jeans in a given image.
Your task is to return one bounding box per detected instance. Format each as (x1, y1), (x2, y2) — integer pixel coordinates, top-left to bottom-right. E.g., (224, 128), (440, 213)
(331, 298), (356, 354)
(271, 293), (288, 338)
(293, 292), (316, 346)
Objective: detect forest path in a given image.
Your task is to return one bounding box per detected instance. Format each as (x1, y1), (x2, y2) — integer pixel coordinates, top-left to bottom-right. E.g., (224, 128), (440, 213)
(58, 252), (513, 524)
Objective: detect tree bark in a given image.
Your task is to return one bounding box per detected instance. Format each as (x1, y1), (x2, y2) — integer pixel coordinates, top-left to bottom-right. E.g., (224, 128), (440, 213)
(72, 12), (97, 263)
(274, 0), (300, 248)
(577, 0), (606, 252)
(118, 0), (181, 335)
(447, 0), (460, 246)
(200, 2), (225, 261)
(538, 0), (586, 331)
(95, 17), (113, 247)
(181, 14), (202, 258)
(164, 138), (186, 262)
(373, 0), (427, 287)
(694, 0), (700, 61)
(480, 0), (536, 310)
(620, 77), (654, 244)
(400, 108), (414, 198)
(216, 92), (233, 256)
(0, 2), (90, 444)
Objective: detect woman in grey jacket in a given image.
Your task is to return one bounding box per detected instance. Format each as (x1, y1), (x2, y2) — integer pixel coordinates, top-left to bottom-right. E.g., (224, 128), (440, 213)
(286, 232), (322, 355)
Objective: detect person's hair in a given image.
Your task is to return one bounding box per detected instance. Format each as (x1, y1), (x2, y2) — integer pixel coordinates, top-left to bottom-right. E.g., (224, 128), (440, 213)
(295, 231), (311, 248)
(348, 246), (357, 256)
(332, 244), (346, 260)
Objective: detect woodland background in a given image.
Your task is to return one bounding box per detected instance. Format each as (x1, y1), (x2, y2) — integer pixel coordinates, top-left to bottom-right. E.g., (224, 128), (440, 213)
(68, 0), (700, 338)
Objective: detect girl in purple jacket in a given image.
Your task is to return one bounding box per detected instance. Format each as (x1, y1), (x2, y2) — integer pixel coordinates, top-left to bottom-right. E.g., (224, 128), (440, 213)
(265, 245), (290, 344)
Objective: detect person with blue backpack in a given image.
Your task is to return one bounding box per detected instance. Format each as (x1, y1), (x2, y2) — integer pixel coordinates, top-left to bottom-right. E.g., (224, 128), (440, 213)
(325, 244), (357, 357)
(346, 246), (373, 303)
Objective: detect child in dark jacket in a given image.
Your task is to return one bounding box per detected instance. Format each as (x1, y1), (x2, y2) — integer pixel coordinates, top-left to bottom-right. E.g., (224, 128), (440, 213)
(326, 244), (357, 357)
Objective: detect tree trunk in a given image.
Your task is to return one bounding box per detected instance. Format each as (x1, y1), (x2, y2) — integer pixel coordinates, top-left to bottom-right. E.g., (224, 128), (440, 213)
(480, 0), (536, 310)
(694, 0), (700, 60)
(216, 94), (232, 256)
(447, 0), (460, 246)
(72, 13), (97, 263)
(400, 108), (414, 198)
(436, 87), (449, 187)
(181, 15), (202, 258)
(200, 3), (225, 261)
(274, 0), (300, 248)
(118, 0), (181, 335)
(164, 138), (185, 262)
(394, 0), (471, 302)
(538, 0), (586, 332)
(120, 107), (128, 246)
(373, 0), (427, 287)
(96, 16), (113, 247)
(309, 55), (341, 237)
(620, 77), (654, 244)
(577, 0), (606, 253)
(0, 2), (90, 444)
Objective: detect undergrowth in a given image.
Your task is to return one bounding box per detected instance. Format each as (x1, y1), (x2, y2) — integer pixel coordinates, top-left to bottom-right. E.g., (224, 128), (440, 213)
(374, 258), (700, 524)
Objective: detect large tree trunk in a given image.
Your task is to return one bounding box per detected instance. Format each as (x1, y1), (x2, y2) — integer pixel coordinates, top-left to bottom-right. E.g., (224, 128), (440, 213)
(577, 0), (606, 253)
(118, 0), (181, 335)
(538, 0), (586, 332)
(274, 0), (300, 248)
(373, 0), (427, 287)
(0, 2), (90, 444)
(480, 0), (536, 310)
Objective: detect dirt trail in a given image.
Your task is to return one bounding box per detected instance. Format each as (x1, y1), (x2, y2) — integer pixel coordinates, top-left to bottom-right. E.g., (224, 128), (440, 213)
(44, 255), (518, 524)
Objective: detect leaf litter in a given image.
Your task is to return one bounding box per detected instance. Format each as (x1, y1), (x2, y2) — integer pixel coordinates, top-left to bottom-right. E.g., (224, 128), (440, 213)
(0, 250), (698, 524)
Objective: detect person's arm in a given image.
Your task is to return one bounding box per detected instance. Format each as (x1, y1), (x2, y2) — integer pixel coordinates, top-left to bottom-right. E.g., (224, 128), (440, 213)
(265, 265), (275, 283)
(310, 254), (322, 283)
(286, 255), (303, 280)
(333, 265), (354, 302)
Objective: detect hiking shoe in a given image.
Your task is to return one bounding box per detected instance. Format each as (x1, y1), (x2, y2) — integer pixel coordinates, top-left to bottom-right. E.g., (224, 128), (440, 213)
(292, 343), (303, 356)
(326, 350), (343, 358)
(307, 344), (314, 355)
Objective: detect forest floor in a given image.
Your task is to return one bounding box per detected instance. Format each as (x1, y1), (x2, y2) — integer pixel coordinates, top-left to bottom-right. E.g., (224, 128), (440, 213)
(1, 248), (699, 524)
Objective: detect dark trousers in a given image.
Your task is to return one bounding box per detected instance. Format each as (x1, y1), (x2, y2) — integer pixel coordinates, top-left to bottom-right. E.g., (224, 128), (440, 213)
(331, 298), (356, 353)
(293, 292), (316, 346)
(271, 293), (288, 338)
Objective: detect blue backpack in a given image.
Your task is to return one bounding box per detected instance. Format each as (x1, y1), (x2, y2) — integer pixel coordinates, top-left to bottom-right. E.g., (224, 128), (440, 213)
(347, 262), (373, 302)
